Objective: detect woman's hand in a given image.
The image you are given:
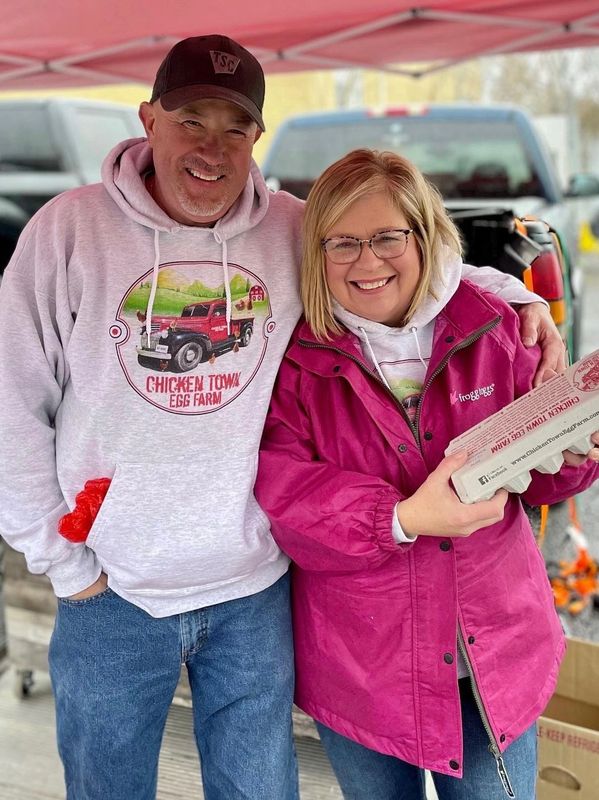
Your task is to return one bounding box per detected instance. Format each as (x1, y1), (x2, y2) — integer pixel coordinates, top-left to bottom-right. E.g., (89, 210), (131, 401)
(516, 302), (567, 387)
(397, 452), (508, 538)
(563, 431), (599, 467)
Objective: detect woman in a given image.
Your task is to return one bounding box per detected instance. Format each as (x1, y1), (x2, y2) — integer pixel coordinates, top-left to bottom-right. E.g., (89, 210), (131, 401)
(255, 149), (599, 799)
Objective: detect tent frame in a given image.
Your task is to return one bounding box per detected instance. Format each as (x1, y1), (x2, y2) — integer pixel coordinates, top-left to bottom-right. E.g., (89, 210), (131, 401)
(1, 8), (599, 86)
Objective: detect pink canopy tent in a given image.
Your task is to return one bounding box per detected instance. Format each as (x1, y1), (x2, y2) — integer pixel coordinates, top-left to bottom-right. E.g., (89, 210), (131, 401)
(1, 0), (599, 89)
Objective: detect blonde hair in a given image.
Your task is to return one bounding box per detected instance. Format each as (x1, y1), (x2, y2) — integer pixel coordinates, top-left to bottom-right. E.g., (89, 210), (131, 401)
(301, 148), (462, 339)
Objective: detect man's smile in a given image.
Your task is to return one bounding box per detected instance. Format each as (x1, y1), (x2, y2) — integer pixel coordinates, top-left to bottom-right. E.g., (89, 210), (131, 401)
(185, 167), (224, 182)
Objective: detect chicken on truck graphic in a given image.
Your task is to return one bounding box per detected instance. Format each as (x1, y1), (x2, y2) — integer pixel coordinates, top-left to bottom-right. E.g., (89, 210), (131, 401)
(136, 297), (255, 372)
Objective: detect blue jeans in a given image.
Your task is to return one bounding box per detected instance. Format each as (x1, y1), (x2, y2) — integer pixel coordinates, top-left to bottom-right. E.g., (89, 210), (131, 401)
(48, 573), (298, 800)
(316, 679), (537, 800)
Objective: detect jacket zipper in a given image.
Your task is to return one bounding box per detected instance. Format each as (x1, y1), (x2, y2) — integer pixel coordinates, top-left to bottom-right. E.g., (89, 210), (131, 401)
(457, 629), (516, 798)
(413, 316), (502, 447)
(414, 316), (515, 797)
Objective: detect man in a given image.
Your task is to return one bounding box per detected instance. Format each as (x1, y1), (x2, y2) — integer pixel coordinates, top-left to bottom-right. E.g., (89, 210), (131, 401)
(0, 34), (564, 800)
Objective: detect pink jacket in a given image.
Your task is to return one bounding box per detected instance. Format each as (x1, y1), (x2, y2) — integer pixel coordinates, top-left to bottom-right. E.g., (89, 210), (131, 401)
(256, 280), (598, 777)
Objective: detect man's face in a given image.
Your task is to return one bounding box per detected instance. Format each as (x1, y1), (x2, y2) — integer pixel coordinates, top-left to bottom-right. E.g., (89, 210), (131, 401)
(139, 97), (261, 226)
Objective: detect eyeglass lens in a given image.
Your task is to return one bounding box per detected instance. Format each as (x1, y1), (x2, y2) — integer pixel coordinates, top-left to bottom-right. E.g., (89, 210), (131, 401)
(324, 231), (409, 263)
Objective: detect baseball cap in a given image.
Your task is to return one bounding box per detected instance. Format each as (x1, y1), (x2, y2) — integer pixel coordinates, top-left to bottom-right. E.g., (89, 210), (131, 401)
(150, 35), (265, 131)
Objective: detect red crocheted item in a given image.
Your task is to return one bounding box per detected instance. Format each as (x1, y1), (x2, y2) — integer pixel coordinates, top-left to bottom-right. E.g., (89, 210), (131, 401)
(58, 478), (112, 543)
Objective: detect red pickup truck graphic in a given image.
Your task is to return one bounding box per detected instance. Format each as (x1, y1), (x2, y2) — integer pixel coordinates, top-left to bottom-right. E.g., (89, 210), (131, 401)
(136, 299), (254, 372)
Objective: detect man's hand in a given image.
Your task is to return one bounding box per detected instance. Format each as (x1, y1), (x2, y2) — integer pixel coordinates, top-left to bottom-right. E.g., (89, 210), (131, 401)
(67, 572), (108, 600)
(517, 302), (567, 386)
(397, 452), (508, 538)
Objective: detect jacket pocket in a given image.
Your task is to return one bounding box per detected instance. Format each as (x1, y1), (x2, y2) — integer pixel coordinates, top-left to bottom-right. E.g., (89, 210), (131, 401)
(86, 456), (279, 595)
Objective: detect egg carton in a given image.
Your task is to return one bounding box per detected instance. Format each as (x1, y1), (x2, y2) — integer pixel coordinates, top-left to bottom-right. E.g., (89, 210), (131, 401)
(445, 349), (599, 504)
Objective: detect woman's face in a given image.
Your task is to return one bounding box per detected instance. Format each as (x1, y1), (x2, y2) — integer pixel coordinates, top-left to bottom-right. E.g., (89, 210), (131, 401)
(323, 191), (422, 327)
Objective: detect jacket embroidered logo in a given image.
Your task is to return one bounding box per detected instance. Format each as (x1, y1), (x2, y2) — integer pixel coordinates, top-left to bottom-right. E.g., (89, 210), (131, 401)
(450, 383), (495, 405)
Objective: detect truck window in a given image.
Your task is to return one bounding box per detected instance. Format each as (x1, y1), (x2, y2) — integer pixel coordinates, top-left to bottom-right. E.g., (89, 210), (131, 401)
(0, 106), (63, 171)
(266, 118), (544, 201)
(183, 304), (210, 317)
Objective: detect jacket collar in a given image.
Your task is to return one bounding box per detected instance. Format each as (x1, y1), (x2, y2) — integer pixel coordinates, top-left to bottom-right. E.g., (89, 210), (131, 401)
(290, 279), (503, 374)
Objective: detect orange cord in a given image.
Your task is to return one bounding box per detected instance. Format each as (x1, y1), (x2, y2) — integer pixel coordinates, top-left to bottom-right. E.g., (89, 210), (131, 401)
(568, 495), (582, 530)
(537, 504), (549, 548)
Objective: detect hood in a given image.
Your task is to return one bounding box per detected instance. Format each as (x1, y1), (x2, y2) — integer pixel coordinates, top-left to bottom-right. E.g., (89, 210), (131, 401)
(101, 137), (271, 238)
(333, 245), (462, 342)
(101, 137), (271, 338)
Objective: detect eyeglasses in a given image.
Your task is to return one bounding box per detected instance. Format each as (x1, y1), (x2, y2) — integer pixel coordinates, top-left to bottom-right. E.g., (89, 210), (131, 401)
(321, 229), (413, 264)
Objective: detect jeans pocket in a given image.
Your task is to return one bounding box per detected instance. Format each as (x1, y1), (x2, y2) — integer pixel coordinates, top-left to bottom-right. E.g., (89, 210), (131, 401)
(58, 587), (114, 606)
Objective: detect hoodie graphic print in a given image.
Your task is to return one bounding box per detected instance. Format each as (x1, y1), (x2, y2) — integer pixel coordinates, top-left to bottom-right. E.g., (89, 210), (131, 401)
(115, 259), (271, 414)
(0, 138), (304, 617)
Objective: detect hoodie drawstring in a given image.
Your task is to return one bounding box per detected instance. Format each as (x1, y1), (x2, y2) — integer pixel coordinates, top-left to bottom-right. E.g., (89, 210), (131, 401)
(359, 326), (392, 391)
(145, 229), (161, 342)
(214, 234), (232, 336)
(144, 229), (232, 340)
(410, 326), (427, 370)
(359, 324), (427, 388)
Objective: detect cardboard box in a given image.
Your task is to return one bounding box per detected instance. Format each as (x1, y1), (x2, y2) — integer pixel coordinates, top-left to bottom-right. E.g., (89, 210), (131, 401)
(446, 349), (599, 503)
(537, 637), (599, 799)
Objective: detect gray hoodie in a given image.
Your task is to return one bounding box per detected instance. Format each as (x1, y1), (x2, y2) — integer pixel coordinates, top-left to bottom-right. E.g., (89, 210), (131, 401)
(0, 138), (303, 616)
(0, 139), (542, 617)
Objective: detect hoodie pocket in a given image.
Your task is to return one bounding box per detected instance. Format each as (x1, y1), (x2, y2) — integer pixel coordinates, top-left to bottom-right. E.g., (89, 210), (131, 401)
(86, 457), (280, 595)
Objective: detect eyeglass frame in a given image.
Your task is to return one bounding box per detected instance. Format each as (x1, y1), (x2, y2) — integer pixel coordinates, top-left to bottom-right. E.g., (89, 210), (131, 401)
(321, 228), (414, 264)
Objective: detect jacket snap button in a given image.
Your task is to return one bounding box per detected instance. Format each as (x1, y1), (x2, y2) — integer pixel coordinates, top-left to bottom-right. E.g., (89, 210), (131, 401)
(398, 443), (407, 453)
(500, 734), (506, 743)
(445, 335), (455, 343)
(468, 635), (475, 644)
(333, 365), (341, 373)
(443, 652), (454, 664)
(440, 541), (451, 552)
(424, 431), (433, 441)
(449, 760), (460, 770)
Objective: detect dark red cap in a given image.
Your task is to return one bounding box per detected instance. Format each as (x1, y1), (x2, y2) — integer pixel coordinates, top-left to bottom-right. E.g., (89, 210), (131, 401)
(150, 35), (265, 130)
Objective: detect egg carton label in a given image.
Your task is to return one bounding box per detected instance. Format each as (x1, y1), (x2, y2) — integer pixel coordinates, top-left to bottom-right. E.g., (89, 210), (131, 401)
(445, 349), (599, 503)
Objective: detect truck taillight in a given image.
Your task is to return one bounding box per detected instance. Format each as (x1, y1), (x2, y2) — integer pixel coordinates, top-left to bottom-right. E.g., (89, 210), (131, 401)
(522, 218), (565, 304)
(367, 105), (429, 117)
(530, 251), (565, 302)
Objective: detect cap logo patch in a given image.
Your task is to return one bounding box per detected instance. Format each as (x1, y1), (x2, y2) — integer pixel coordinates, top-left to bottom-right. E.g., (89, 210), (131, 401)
(210, 50), (240, 74)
